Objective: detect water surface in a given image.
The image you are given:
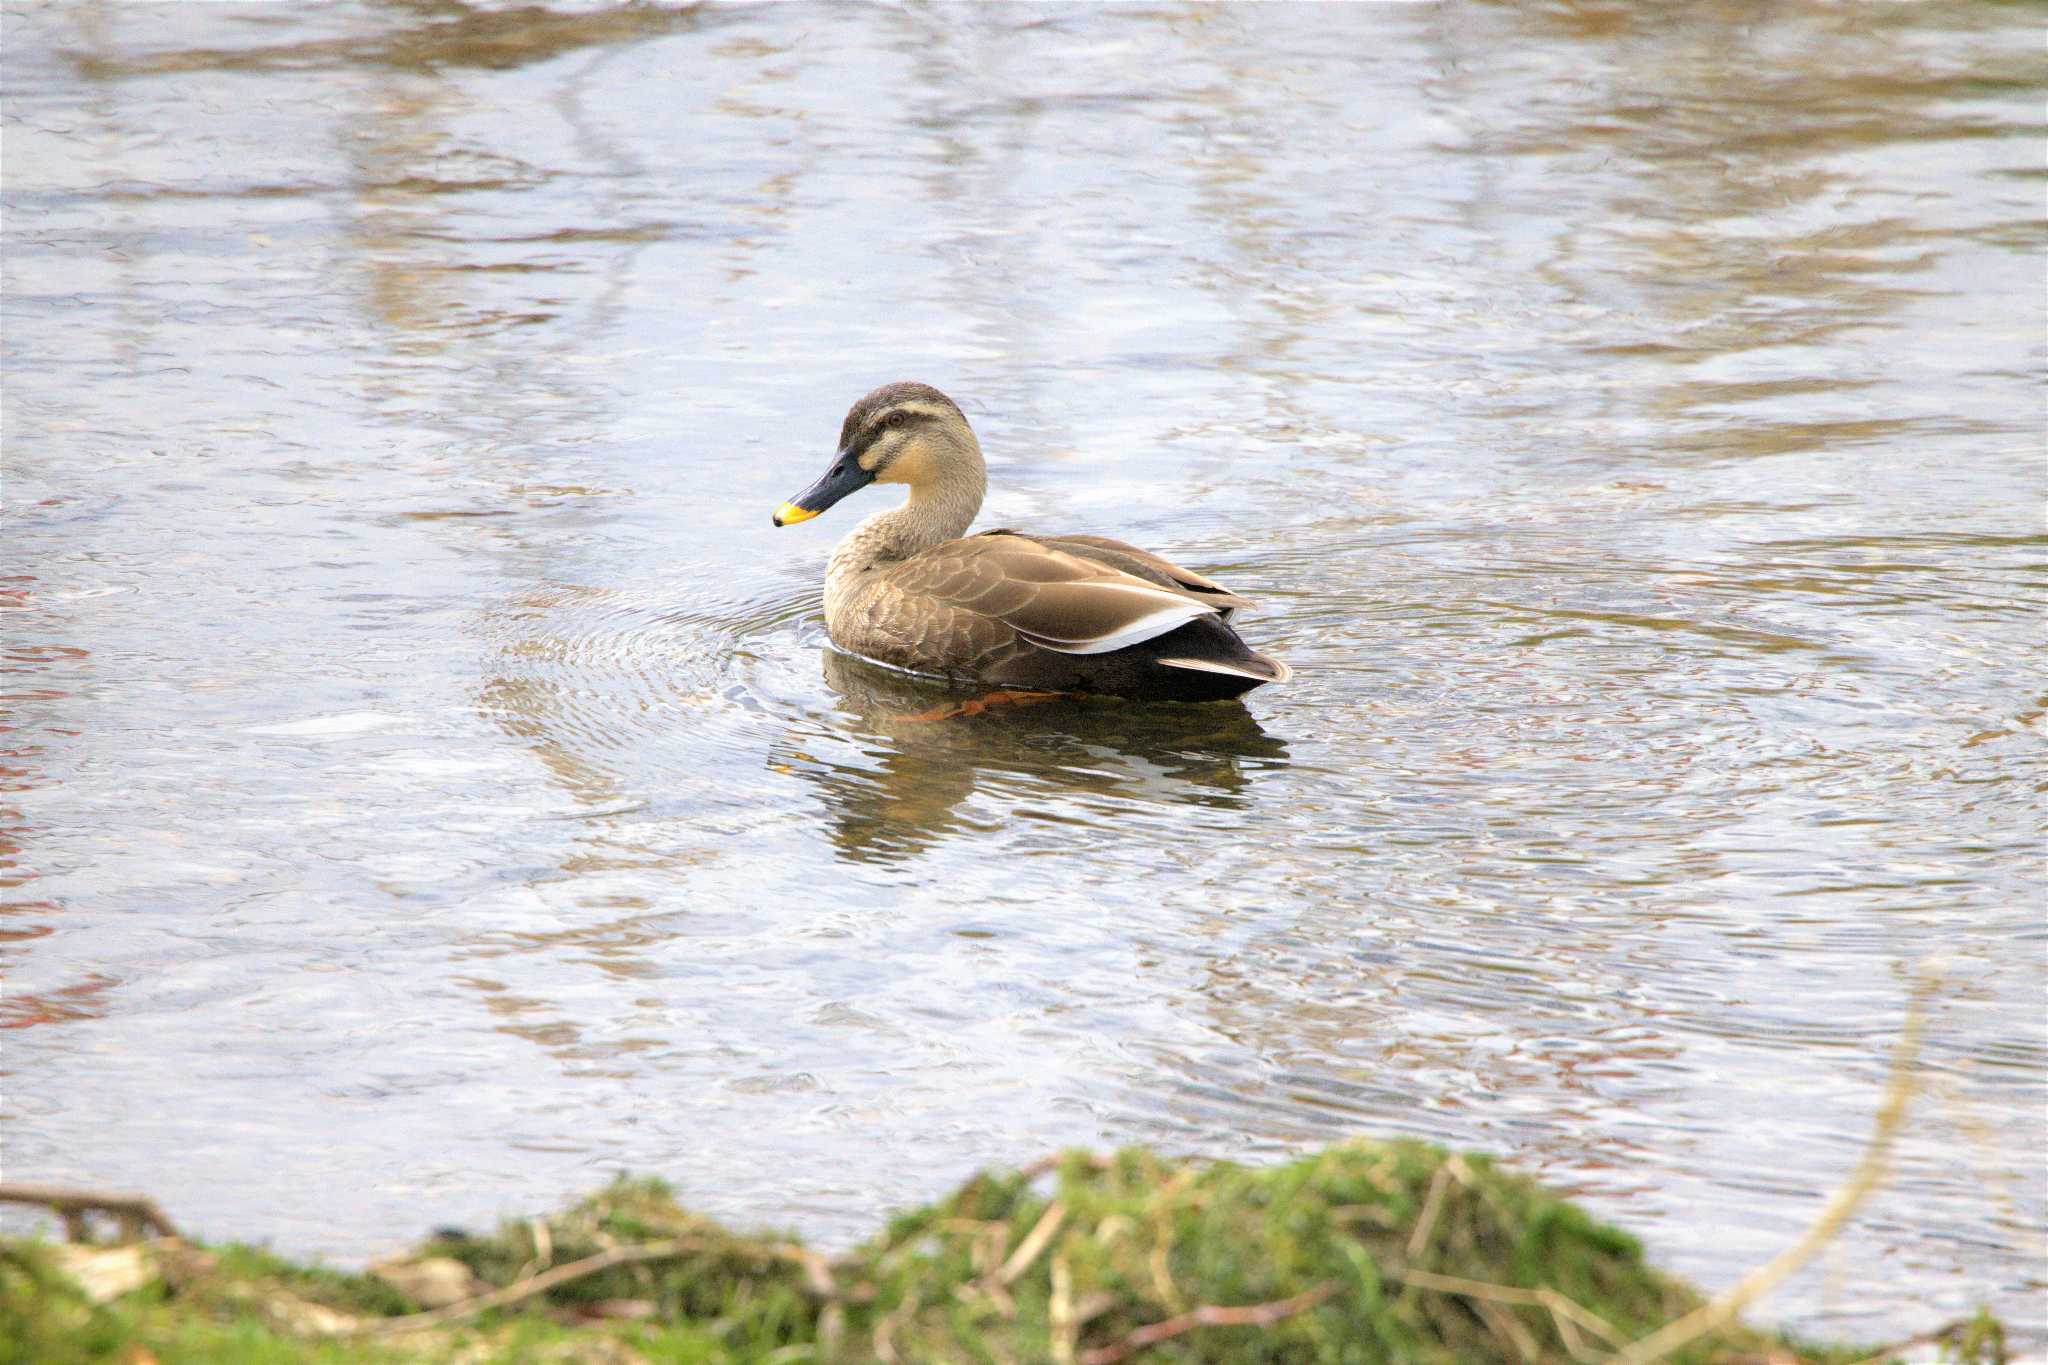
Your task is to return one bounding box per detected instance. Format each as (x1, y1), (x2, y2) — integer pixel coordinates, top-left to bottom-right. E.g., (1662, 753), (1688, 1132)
(4, 0), (2042, 1342)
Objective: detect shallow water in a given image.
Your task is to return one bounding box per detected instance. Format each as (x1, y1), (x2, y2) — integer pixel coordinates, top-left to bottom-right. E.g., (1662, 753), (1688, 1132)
(4, 0), (2043, 1342)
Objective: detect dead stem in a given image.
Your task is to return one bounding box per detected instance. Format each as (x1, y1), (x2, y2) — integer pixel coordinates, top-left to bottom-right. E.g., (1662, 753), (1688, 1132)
(1608, 962), (1943, 1365)
(1405, 1161), (1455, 1263)
(1075, 1282), (1339, 1365)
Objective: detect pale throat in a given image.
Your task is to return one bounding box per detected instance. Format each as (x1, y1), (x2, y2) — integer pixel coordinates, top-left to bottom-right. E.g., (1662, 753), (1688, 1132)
(836, 468), (985, 566)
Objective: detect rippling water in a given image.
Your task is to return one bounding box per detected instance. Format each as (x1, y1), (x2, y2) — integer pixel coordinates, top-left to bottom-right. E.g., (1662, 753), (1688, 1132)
(5, 0), (2042, 1342)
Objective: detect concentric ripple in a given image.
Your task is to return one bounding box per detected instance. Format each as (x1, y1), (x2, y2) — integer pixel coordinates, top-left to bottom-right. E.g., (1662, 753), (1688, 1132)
(476, 562), (826, 802)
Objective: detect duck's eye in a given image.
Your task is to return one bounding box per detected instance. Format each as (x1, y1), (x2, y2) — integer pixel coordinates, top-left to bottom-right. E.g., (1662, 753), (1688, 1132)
(883, 412), (906, 429)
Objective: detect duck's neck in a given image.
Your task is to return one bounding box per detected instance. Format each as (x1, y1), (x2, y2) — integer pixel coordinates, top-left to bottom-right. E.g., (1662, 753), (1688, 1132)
(830, 458), (986, 574)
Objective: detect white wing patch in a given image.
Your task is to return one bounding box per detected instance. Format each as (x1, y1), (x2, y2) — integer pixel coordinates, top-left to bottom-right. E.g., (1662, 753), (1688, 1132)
(1021, 582), (1216, 656)
(1155, 655), (1291, 682)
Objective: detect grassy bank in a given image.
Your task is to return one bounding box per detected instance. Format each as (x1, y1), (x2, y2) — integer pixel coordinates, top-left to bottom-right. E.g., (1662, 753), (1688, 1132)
(1, 1140), (2006, 1364)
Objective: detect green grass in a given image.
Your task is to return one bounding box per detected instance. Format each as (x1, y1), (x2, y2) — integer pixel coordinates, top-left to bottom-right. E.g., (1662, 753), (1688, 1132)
(0, 1141), (2009, 1364)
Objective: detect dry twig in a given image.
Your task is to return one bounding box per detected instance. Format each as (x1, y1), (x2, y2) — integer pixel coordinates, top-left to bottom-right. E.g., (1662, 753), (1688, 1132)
(1075, 1282), (1339, 1365)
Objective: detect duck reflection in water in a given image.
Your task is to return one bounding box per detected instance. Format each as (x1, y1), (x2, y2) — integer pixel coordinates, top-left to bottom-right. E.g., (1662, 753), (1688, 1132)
(775, 650), (1290, 865)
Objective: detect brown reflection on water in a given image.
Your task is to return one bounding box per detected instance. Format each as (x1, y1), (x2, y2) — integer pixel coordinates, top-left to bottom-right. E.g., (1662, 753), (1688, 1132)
(129, 3), (724, 1063)
(0, 971), (121, 1032)
(455, 911), (681, 1073)
(792, 652), (1289, 866)
(0, 576), (101, 1029)
(1477, 0), (2045, 460)
(480, 587), (634, 810)
(71, 1), (708, 82)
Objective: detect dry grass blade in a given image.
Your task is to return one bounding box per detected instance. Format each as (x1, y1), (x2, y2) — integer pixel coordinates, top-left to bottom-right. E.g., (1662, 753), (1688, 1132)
(1147, 1235), (1181, 1314)
(997, 1200), (1067, 1287)
(1051, 1254), (1079, 1365)
(1474, 1294), (1542, 1363)
(355, 1240), (691, 1336)
(872, 1289), (918, 1364)
(795, 1246), (840, 1298)
(1075, 1281), (1339, 1365)
(354, 1231), (836, 1337)
(1391, 1267), (1623, 1361)
(1405, 1160), (1455, 1262)
(1609, 962), (1942, 1365)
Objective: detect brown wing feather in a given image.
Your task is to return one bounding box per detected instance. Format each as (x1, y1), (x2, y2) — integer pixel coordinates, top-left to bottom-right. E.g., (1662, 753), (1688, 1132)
(1003, 532), (1252, 612)
(855, 576), (1016, 676)
(882, 536), (1216, 655)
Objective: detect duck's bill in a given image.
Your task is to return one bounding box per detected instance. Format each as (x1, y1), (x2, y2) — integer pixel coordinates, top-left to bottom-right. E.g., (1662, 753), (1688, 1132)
(773, 448), (874, 527)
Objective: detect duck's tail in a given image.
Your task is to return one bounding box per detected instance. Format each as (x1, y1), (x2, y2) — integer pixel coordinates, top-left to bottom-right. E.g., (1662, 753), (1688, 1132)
(1155, 652), (1290, 685)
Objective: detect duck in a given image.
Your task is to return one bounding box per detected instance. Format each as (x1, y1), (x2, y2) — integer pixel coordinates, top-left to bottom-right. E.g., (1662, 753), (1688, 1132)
(772, 382), (1289, 703)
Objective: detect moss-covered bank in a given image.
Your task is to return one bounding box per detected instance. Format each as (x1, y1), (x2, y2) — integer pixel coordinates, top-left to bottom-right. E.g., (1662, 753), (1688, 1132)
(1, 1140), (2007, 1364)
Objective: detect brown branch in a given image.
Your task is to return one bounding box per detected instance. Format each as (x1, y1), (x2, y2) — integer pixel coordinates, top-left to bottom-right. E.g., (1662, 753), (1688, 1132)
(0, 1184), (179, 1241)
(1076, 1282), (1339, 1365)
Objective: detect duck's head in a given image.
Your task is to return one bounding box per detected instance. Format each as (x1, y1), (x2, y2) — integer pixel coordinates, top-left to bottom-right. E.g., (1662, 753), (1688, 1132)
(773, 382), (983, 527)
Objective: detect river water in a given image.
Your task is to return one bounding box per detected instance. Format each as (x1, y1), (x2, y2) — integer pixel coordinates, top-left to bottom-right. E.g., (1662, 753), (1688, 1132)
(4, 0), (2042, 1344)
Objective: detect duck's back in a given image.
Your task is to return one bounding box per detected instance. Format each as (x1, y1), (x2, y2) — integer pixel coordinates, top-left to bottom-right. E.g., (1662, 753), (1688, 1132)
(825, 531), (1286, 702)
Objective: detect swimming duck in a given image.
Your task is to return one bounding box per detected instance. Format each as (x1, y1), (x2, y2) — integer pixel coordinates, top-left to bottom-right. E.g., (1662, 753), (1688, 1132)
(773, 383), (1288, 702)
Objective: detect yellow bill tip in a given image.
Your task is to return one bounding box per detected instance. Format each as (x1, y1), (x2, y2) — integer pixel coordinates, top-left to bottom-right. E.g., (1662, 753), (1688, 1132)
(773, 501), (818, 527)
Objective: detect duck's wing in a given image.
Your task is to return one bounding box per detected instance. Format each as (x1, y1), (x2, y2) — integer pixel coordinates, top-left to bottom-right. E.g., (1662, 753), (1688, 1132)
(982, 531), (1251, 614)
(887, 534), (1221, 656)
